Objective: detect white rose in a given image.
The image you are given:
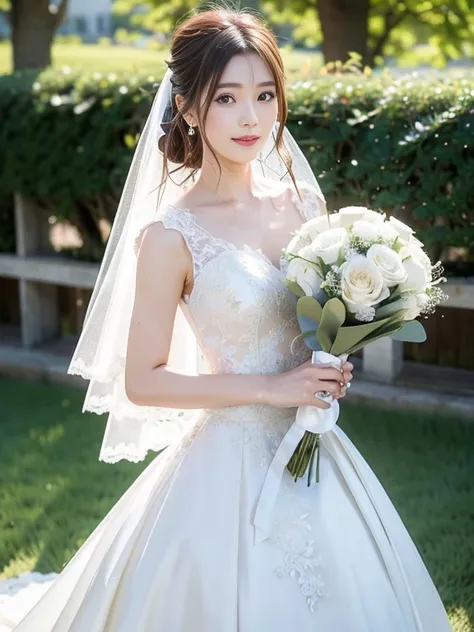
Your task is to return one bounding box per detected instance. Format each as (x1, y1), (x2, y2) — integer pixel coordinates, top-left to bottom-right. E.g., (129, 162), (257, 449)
(376, 294), (420, 321)
(341, 255), (390, 315)
(378, 221), (399, 242)
(399, 259), (430, 292)
(366, 244), (408, 287)
(287, 258), (321, 297)
(285, 230), (311, 255)
(300, 215), (330, 239)
(312, 227), (349, 265)
(399, 244), (432, 291)
(337, 206), (368, 228)
(351, 219), (380, 242)
(388, 216), (414, 242)
(362, 209), (386, 225)
(410, 235), (425, 248)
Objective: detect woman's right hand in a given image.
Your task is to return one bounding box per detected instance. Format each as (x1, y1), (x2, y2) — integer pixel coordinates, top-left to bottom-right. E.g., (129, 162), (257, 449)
(265, 359), (354, 410)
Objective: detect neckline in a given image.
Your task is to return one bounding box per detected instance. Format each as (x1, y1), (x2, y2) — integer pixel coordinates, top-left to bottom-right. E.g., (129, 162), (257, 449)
(167, 188), (302, 274)
(167, 203), (286, 273)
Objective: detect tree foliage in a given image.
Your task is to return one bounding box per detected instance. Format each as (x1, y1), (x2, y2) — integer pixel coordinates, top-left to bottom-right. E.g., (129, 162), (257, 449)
(112, 0), (474, 67)
(269, 0), (474, 66)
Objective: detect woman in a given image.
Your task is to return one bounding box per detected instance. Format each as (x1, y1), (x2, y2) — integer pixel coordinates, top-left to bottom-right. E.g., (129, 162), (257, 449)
(8, 7), (452, 631)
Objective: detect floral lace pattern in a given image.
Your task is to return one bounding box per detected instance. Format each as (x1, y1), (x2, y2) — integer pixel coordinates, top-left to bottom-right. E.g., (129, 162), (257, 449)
(272, 477), (330, 613)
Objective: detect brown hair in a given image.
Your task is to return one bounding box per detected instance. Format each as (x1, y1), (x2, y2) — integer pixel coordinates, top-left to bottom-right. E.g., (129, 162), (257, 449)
(158, 6), (298, 193)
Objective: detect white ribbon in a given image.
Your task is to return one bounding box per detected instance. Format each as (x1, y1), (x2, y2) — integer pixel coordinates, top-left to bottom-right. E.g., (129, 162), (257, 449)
(253, 350), (346, 544)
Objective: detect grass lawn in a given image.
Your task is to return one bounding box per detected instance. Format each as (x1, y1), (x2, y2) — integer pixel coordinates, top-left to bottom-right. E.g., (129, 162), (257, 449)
(0, 376), (473, 630)
(0, 41), (323, 80)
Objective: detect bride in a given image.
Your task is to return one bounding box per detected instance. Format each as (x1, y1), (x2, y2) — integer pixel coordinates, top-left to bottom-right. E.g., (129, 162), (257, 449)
(4, 7), (452, 632)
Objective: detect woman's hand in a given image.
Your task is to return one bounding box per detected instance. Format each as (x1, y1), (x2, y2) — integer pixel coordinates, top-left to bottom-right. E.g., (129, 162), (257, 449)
(264, 358), (354, 410)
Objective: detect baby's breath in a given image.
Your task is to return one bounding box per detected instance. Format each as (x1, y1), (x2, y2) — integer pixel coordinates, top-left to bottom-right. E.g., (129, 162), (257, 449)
(431, 260), (446, 283)
(422, 285), (448, 315)
(320, 265), (342, 297)
(347, 233), (394, 256)
(354, 306), (376, 322)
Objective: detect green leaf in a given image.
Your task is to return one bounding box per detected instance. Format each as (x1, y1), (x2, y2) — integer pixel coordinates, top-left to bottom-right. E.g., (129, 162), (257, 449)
(296, 296), (324, 325)
(391, 320), (427, 343)
(317, 298), (346, 353)
(330, 312), (401, 357)
(345, 318), (405, 355)
(284, 278), (305, 298)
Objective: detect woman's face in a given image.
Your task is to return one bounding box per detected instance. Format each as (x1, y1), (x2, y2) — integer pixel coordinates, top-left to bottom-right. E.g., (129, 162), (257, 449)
(200, 52), (279, 166)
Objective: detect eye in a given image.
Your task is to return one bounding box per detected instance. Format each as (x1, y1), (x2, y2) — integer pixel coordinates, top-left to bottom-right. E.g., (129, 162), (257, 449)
(258, 91), (276, 102)
(215, 94), (235, 105)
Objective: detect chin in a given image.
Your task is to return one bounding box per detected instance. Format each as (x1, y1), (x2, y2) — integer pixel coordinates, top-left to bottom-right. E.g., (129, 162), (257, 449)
(226, 147), (262, 165)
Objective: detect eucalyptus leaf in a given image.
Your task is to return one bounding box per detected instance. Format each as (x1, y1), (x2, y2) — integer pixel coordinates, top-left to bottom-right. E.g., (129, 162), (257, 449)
(284, 278), (305, 298)
(330, 312), (401, 356)
(298, 315), (320, 350)
(296, 296), (323, 326)
(317, 298), (346, 352)
(391, 320), (427, 342)
(345, 318), (405, 355)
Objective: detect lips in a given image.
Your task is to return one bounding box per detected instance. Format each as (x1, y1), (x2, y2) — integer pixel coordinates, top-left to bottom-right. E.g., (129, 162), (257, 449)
(232, 135), (260, 146)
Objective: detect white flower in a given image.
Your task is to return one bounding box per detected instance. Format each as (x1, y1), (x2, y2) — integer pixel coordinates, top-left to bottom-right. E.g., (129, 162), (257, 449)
(286, 258), (321, 297)
(285, 230), (311, 255)
(366, 244), (408, 287)
(312, 227), (349, 265)
(399, 244), (432, 291)
(400, 244), (432, 275)
(340, 255), (390, 315)
(378, 221), (399, 242)
(300, 214), (339, 239)
(401, 258), (430, 292)
(355, 306), (376, 322)
(362, 209), (386, 225)
(388, 216), (414, 242)
(410, 235), (425, 248)
(351, 219), (380, 242)
(417, 292), (430, 312)
(337, 206), (368, 228)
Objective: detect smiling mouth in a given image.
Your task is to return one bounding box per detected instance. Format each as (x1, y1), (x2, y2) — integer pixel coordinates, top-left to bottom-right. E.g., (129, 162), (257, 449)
(233, 136), (260, 141)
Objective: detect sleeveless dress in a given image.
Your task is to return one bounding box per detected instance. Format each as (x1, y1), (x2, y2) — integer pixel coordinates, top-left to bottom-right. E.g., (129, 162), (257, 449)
(5, 185), (452, 632)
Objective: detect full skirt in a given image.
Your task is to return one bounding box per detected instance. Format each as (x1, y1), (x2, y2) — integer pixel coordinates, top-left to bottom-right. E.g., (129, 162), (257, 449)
(3, 406), (452, 631)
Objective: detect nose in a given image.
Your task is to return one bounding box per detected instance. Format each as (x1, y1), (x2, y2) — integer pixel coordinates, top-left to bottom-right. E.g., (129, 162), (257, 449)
(240, 99), (258, 129)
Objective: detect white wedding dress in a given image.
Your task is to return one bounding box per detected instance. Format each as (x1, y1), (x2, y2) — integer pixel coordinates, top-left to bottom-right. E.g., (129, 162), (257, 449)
(3, 186), (452, 631)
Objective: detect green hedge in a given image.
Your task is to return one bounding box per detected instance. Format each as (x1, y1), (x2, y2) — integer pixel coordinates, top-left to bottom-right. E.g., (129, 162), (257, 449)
(0, 67), (473, 272)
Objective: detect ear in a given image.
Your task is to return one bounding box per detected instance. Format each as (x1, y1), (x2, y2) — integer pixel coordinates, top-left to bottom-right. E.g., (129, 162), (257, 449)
(175, 94), (196, 128)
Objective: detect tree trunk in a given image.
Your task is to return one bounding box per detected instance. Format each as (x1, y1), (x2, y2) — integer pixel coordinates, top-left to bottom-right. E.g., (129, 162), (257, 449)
(317, 0), (369, 65)
(10, 0), (68, 71)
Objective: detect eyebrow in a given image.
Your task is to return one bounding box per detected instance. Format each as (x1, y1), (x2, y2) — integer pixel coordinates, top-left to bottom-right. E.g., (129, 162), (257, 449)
(217, 81), (276, 89)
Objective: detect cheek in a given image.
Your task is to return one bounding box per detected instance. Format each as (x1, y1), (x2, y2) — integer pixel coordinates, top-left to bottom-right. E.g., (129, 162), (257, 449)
(204, 106), (232, 145)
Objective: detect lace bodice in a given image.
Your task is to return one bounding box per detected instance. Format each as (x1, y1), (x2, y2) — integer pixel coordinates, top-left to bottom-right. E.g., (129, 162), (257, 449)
(138, 184), (324, 377)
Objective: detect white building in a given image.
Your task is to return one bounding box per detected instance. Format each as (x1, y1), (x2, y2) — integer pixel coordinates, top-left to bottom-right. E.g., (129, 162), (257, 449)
(61, 0), (112, 41)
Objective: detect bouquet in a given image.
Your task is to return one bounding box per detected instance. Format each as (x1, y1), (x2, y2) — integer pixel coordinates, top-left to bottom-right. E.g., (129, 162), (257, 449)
(282, 206), (447, 486)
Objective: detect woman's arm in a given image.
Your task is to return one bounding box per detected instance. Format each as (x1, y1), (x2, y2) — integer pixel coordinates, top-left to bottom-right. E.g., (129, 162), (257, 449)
(125, 222), (352, 410)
